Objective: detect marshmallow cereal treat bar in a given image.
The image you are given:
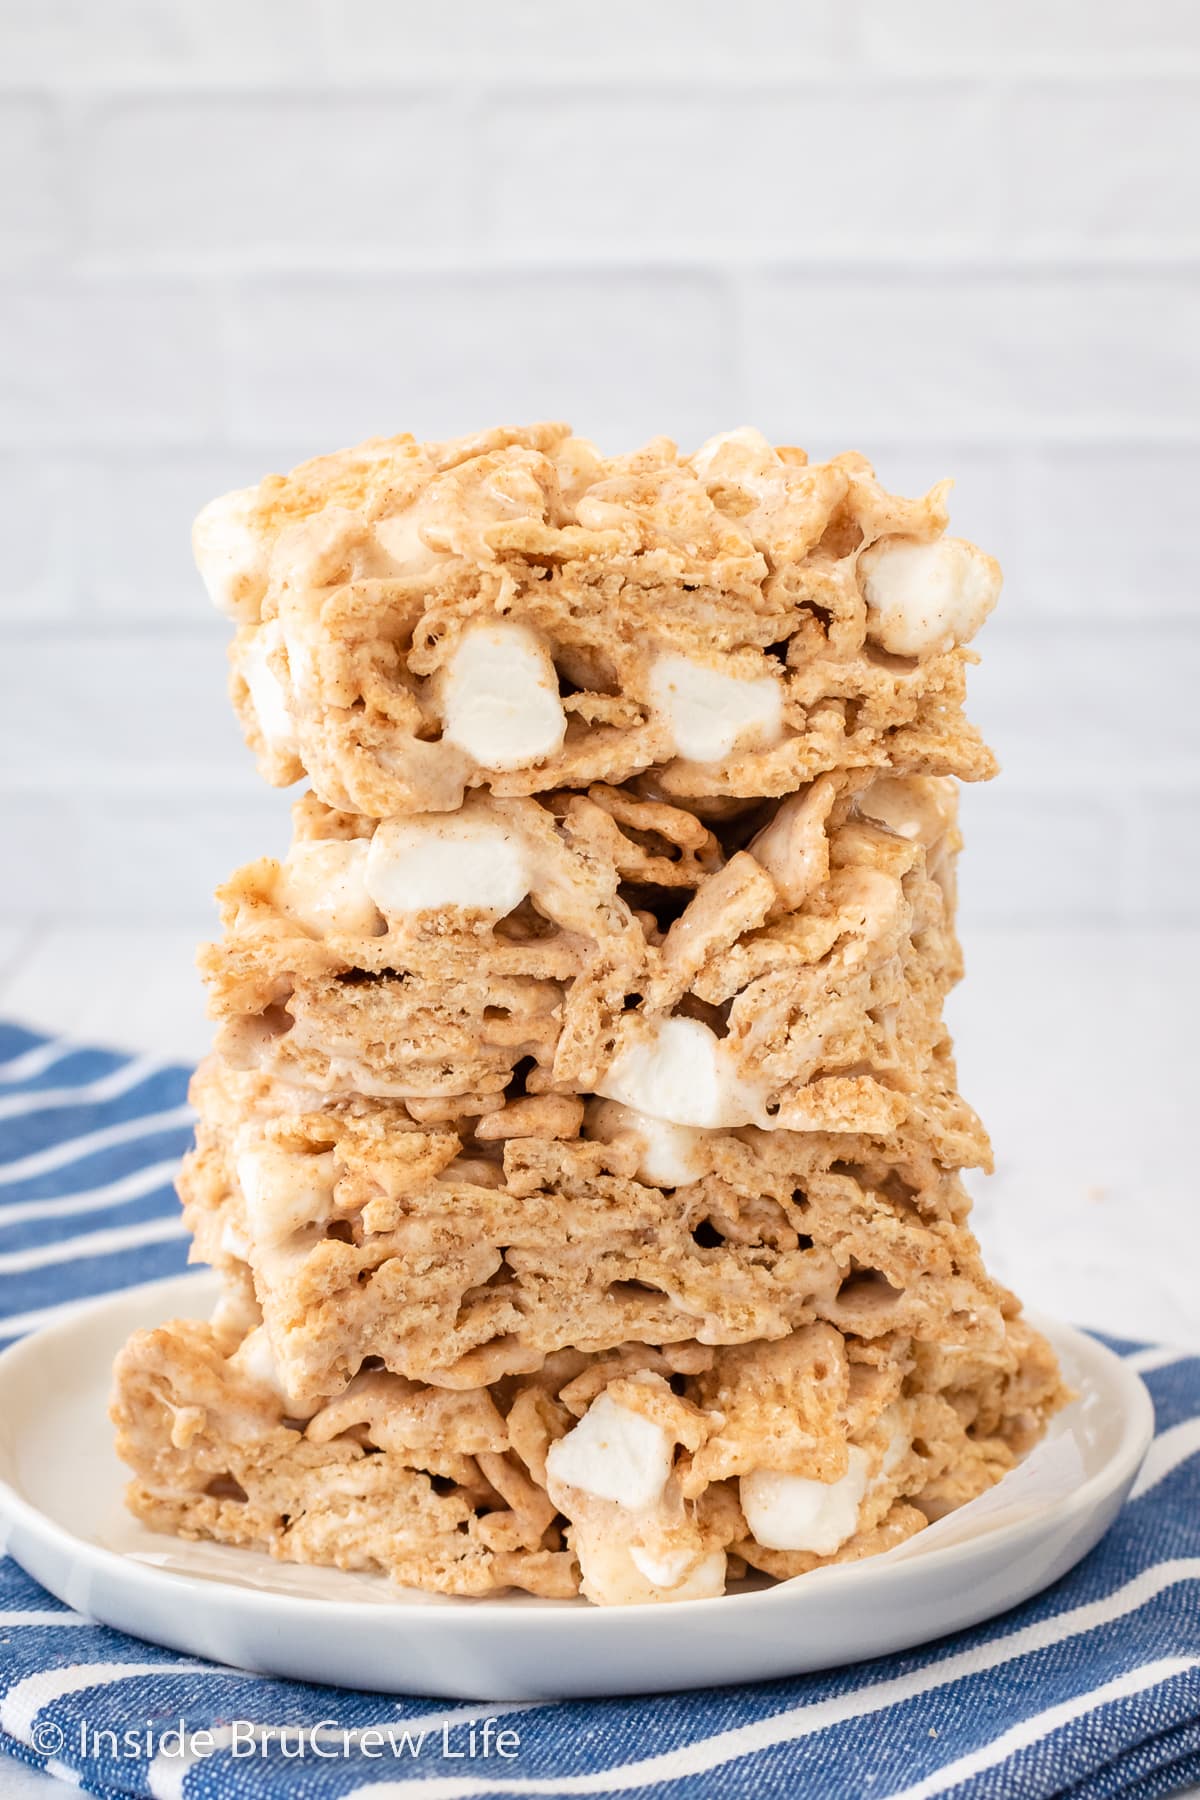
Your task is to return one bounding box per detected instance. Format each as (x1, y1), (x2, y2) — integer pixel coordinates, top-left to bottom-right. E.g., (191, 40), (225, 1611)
(194, 424), (999, 817)
(114, 1310), (1062, 1603)
(175, 1060), (992, 1412)
(201, 771), (969, 1140)
(112, 423), (1066, 1606)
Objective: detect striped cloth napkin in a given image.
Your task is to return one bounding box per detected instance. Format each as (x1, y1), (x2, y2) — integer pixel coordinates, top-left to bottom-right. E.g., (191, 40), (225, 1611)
(0, 1017), (1197, 1800)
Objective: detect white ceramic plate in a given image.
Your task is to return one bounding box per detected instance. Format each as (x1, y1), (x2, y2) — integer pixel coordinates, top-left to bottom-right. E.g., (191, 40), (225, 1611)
(0, 1271), (1153, 1700)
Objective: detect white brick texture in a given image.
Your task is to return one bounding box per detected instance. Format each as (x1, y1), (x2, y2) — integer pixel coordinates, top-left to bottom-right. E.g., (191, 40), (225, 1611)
(84, 97), (470, 258)
(0, 100), (64, 264)
(0, 790), (290, 924)
(1128, 794), (1200, 921)
(744, 274), (1200, 442)
(0, 0), (1197, 930)
(956, 788), (1125, 925)
(0, 631), (249, 792)
(858, 0), (1200, 70)
(0, 282), (220, 447)
(947, 928), (1200, 1346)
(1010, 447), (1200, 622)
(968, 624), (1200, 783)
(0, 0), (325, 85)
(73, 448), (310, 620)
(484, 90), (1001, 255)
(0, 457), (73, 621)
(225, 274), (735, 451)
(317, 0), (846, 79)
(998, 86), (1200, 254)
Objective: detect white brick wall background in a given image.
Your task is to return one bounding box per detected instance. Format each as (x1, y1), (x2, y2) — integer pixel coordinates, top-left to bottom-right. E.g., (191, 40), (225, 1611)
(0, 0), (1196, 1546)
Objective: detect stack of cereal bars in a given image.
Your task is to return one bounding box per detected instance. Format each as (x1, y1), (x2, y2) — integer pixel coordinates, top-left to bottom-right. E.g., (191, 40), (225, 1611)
(112, 423), (1066, 1605)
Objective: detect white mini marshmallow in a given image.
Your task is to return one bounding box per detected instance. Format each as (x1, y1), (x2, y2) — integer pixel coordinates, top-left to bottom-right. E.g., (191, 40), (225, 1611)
(632, 1117), (706, 1186)
(748, 779), (835, 910)
(628, 1546), (728, 1597)
(670, 1548), (727, 1598)
(365, 812), (529, 917)
(588, 1099), (707, 1188)
(650, 653), (783, 764)
(575, 1538), (727, 1605)
(209, 1286), (258, 1344)
(230, 1324), (318, 1421)
(218, 1217), (250, 1261)
(546, 1391), (675, 1513)
(740, 1448), (870, 1555)
(441, 622), (567, 771)
(193, 488), (267, 621)
(873, 1403), (910, 1478)
(598, 1016), (764, 1131)
(628, 1544), (694, 1588)
(236, 1146), (337, 1246)
(281, 839), (380, 937)
(882, 1427), (908, 1476)
(240, 622), (297, 755)
(373, 505), (440, 575)
(690, 426), (780, 482)
(858, 775), (956, 851)
(230, 1325), (285, 1398)
(858, 536), (1001, 658)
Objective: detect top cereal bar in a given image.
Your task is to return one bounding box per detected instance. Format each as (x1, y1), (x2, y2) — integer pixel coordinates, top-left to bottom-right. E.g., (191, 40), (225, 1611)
(195, 423), (1000, 818)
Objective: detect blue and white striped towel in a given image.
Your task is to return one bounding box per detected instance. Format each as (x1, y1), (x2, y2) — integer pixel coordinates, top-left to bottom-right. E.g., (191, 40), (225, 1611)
(0, 1018), (1197, 1800)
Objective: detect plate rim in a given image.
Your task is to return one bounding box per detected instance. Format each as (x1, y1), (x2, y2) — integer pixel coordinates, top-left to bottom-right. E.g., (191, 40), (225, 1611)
(0, 1268), (1156, 1630)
